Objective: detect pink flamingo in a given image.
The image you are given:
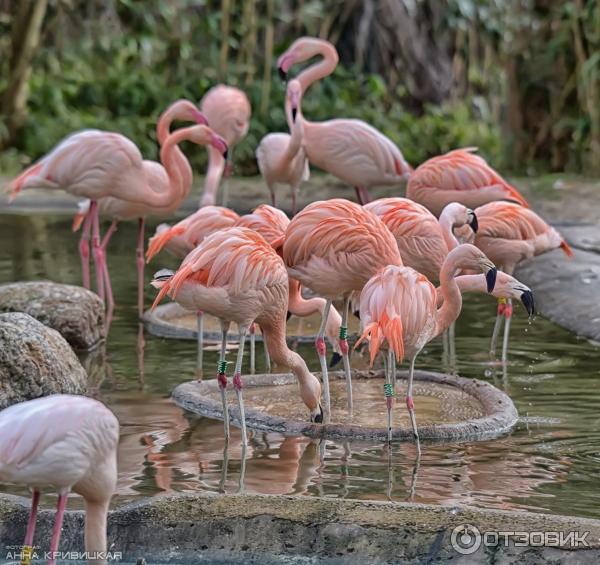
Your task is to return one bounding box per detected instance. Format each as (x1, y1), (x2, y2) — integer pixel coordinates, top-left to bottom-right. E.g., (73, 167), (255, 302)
(71, 101), (223, 317)
(472, 201), (572, 361)
(151, 227), (324, 446)
(356, 245), (497, 450)
(406, 148), (530, 217)
(7, 124), (227, 316)
(0, 395), (119, 565)
(275, 198), (402, 420)
(277, 37), (412, 204)
(235, 204), (343, 371)
(146, 205), (240, 375)
(364, 198), (478, 282)
(256, 80), (309, 214)
(199, 85), (251, 207)
(146, 205), (240, 262)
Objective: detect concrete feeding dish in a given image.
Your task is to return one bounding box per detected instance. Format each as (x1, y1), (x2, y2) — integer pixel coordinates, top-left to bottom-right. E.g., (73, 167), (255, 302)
(173, 369), (518, 442)
(143, 302), (360, 343)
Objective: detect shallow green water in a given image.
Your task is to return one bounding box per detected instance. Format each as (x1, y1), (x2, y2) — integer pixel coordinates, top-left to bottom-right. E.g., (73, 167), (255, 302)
(1, 213), (600, 520)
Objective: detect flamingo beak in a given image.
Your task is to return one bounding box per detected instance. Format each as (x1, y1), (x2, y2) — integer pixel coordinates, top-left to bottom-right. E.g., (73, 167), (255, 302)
(210, 133), (228, 159)
(468, 210), (478, 233)
(311, 404), (324, 424)
(277, 53), (295, 82)
(329, 352), (342, 368)
(485, 266), (497, 293)
(278, 67), (287, 82)
(520, 289), (535, 317)
(193, 109), (209, 126)
(291, 107), (297, 122)
(286, 311), (292, 321)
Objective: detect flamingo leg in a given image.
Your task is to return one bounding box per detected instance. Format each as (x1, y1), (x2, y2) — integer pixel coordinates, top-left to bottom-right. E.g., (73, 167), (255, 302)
(101, 219), (118, 250)
(448, 320), (457, 371)
(339, 296), (353, 413)
(238, 443), (248, 494)
(47, 491), (69, 565)
(196, 311), (204, 380)
(391, 351), (397, 390)
(263, 336), (271, 373)
(90, 201), (106, 302)
(136, 217), (145, 317)
(217, 323), (230, 441)
(406, 357), (421, 456)
(269, 184), (276, 208)
(218, 436), (230, 493)
(78, 207), (93, 289)
(233, 329), (248, 447)
(249, 323), (256, 374)
(354, 186), (371, 205)
(490, 298), (506, 359)
(21, 489), (40, 563)
(501, 299), (513, 363)
(316, 299), (332, 423)
(385, 349), (394, 443)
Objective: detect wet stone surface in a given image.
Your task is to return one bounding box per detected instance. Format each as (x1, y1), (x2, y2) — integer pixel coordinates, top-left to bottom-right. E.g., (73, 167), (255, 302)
(0, 280), (105, 350)
(0, 312), (87, 408)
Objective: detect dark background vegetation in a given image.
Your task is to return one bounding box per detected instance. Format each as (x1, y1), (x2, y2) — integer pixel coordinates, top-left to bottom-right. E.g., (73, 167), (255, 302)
(1, 0), (599, 176)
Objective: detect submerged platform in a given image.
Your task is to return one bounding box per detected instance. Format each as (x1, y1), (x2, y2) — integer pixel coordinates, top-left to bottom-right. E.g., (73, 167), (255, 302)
(143, 302), (360, 343)
(173, 369), (518, 442)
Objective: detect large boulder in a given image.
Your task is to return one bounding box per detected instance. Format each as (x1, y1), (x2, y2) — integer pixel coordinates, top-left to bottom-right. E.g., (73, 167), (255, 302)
(0, 281), (105, 350)
(0, 312), (87, 408)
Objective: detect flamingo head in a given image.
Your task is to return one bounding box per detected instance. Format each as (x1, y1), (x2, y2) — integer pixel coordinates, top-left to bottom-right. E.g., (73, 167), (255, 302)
(440, 202), (478, 233)
(72, 200), (91, 232)
(302, 372), (323, 424)
(449, 244), (497, 292)
(492, 272), (535, 317)
(150, 268), (175, 289)
(187, 125), (228, 159)
(168, 100), (209, 127)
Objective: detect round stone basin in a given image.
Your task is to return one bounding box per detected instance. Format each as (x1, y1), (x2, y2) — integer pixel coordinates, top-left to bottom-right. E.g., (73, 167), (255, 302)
(173, 369), (518, 442)
(143, 302), (360, 342)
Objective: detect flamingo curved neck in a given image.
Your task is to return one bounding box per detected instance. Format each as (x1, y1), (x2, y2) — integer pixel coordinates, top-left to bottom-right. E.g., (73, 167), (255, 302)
(296, 42), (338, 95)
(287, 280), (321, 317)
(156, 110), (193, 201)
(260, 314), (318, 409)
(435, 252), (463, 335)
(438, 212), (461, 252)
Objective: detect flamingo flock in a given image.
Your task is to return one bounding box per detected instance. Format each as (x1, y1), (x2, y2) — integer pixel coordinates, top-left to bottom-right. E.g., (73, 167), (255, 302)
(1, 35), (572, 558)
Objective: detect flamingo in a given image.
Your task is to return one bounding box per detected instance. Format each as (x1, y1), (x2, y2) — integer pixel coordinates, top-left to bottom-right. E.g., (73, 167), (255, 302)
(356, 244), (497, 451)
(146, 205), (240, 262)
(7, 124), (227, 317)
(277, 37), (411, 204)
(406, 148), (530, 217)
(72, 103), (225, 318)
(363, 198), (479, 366)
(0, 395), (119, 565)
(199, 85), (251, 207)
(256, 80), (309, 214)
(146, 205), (240, 376)
(364, 198), (478, 282)
(472, 201), (572, 361)
(150, 227), (324, 447)
(234, 204), (343, 372)
(275, 198), (402, 421)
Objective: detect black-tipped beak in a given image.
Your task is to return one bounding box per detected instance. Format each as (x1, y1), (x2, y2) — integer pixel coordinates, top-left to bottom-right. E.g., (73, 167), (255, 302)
(286, 310), (292, 321)
(469, 212), (478, 233)
(520, 290), (535, 317)
(278, 67), (287, 82)
(312, 404), (323, 423)
(291, 107), (297, 122)
(329, 352), (342, 368)
(486, 267), (497, 293)
(223, 148), (229, 161)
(353, 310), (360, 320)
